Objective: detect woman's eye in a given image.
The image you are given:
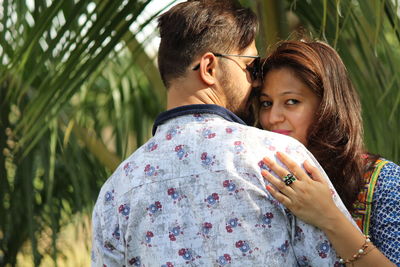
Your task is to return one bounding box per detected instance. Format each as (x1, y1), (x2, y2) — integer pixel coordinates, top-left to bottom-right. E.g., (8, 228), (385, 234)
(286, 99), (299, 105)
(260, 101), (272, 108)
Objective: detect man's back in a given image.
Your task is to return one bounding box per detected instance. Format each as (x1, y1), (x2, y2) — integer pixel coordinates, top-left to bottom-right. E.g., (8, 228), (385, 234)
(92, 110), (348, 266)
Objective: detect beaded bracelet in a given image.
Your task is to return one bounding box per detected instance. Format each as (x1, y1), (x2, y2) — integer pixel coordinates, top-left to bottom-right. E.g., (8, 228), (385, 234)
(338, 235), (373, 264)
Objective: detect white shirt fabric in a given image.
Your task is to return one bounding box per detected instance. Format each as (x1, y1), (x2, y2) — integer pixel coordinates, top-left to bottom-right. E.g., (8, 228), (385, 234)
(92, 106), (352, 267)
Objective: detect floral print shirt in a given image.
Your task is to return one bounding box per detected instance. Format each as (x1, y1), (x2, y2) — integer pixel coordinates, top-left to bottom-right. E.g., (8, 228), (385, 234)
(91, 104), (352, 267)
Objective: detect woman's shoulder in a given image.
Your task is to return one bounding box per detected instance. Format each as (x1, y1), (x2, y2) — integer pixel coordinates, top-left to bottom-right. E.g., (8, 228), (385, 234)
(369, 159), (400, 264)
(376, 159), (400, 181)
(374, 159), (400, 198)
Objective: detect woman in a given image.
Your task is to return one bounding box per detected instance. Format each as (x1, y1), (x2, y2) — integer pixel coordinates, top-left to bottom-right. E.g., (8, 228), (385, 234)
(257, 40), (399, 266)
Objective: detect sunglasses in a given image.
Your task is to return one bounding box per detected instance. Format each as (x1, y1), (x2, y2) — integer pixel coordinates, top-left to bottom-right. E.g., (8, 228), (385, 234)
(192, 52), (262, 81)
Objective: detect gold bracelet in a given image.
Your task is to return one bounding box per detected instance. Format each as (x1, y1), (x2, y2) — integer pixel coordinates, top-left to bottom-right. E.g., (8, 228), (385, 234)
(338, 235), (372, 264)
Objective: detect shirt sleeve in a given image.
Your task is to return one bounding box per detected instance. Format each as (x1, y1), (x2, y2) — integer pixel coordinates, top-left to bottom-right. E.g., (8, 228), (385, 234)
(91, 181), (125, 267)
(370, 161), (400, 265)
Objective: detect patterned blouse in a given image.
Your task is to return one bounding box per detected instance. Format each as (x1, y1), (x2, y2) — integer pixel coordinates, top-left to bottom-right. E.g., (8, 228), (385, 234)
(352, 160), (400, 265)
(91, 104), (354, 267)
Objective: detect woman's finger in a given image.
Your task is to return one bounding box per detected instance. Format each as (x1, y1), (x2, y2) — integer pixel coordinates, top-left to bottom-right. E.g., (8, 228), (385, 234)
(262, 156), (296, 181)
(303, 160), (327, 185)
(265, 183), (293, 207)
(261, 169), (296, 198)
(276, 152), (312, 181)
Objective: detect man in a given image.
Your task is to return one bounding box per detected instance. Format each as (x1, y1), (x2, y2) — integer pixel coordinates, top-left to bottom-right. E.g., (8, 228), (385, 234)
(92, 1), (352, 266)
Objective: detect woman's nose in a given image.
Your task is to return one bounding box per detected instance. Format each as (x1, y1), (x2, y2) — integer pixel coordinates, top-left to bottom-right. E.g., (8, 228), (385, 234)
(268, 106), (284, 124)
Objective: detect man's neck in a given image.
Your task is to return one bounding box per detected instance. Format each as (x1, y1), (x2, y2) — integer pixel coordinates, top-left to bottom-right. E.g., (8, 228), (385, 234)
(166, 83), (225, 110)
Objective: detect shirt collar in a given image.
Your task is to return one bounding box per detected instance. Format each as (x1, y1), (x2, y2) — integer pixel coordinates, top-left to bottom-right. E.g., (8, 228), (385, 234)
(152, 104), (246, 135)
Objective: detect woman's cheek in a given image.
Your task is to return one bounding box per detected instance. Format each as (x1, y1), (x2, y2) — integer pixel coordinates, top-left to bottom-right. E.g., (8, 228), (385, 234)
(259, 111), (269, 130)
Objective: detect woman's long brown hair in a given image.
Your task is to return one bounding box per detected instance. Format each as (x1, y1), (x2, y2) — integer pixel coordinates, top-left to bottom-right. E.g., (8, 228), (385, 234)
(262, 40), (375, 210)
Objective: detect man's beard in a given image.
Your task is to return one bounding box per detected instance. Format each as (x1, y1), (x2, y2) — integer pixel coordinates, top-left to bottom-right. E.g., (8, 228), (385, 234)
(221, 78), (255, 125)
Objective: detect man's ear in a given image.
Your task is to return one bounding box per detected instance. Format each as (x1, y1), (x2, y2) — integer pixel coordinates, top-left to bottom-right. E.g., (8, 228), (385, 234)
(199, 53), (218, 86)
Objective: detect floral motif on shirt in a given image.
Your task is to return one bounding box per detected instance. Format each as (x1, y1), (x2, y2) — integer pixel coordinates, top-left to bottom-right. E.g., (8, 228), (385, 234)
(178, 248), (201, 263)
(104, 241), (115, 251)
(263, 139), (276, 151)
(216, 254), (232, 266)
(201, 152), (217, 167)
(142, 231), (154, 247)
(278, 240), (290, 257)
(193, 113), (209, 122)
(104, 190), (114, 203)
(169, 225), (183, 241)
(166, 126), (181, 140)
(128, 256), (141, 266)
(146, 201), (162, 221)
(197, 222), (213, 238)
(255, 212), (274, 228)
(258, 160), (271, 172)
(226, 217), (241, 233)
(118, 204), (130, 220)
(295, 226), (305, 242)
(174, 145), (190, 161)
(161, 262), (174, 267)
(112, 224), (120, 240)
(316, 240), (330, 258)
(285, 144), (303, 157)
(145, 141), (158, 152)
(144, 164), (159, 177)
(222, 179), (244, 195)
(200, 127), (216, 139)
(233, 141), (246, 154)
(124, 162), (137, 176)
(225, 127), (236, 134)
(235, 240), (258, 256)
(204, 193), (220, 208)
(167, 187), (187, 204)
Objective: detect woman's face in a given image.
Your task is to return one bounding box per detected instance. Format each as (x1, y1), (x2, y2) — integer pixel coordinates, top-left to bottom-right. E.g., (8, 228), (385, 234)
(258, 67), (321, 146)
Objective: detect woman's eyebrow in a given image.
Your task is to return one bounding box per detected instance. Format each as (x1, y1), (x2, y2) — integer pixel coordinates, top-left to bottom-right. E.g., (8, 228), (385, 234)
(259, 90), (303, 97)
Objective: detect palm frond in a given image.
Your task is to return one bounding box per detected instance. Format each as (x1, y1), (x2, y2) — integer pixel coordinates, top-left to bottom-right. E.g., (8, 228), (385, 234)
(0, 0), (172, 265)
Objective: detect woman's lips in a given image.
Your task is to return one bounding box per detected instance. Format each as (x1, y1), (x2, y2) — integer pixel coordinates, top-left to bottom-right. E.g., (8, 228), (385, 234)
(271, 130), (291, 135)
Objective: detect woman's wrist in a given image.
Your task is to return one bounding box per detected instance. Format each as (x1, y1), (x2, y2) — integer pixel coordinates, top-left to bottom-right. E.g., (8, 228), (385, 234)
(317, 205), (346, 233)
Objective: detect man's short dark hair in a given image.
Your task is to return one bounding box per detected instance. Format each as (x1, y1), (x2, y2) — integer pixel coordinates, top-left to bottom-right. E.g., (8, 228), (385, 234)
(157, 0), (258, 87)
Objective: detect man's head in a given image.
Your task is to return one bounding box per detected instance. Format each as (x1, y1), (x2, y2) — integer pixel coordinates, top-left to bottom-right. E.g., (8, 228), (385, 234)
(157, 0), (259, 120)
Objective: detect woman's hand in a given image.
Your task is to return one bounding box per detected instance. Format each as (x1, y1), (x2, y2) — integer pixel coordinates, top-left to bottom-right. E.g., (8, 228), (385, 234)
(261, 151), (340, 230)
(262, 152), (396, 267)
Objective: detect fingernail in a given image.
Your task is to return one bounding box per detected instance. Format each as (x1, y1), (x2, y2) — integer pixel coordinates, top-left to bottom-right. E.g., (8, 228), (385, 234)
(266, 185), (272, 191)
(261, 170), (267, 176)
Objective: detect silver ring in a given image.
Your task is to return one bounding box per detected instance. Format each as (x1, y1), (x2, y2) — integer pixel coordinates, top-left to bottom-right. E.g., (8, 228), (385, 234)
(283, 173), (296, 186)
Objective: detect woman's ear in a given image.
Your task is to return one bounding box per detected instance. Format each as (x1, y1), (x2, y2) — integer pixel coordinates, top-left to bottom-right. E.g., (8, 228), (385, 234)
(199, 53), (218, 86)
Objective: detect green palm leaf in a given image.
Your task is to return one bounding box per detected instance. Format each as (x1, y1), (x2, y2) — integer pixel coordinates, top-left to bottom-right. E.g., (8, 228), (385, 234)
(0, 0), (173, 265)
